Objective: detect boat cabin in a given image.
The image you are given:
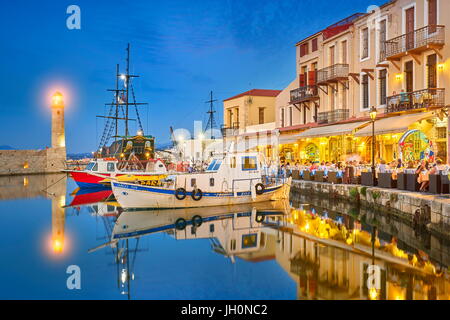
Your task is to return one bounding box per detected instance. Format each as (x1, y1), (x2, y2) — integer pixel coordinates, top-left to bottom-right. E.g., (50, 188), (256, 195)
(173, 152), (265, 193)
(85, 158), (167, 174)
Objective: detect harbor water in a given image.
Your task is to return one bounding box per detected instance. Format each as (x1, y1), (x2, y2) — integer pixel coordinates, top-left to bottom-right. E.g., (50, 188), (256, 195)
(0, 174), (449, 300)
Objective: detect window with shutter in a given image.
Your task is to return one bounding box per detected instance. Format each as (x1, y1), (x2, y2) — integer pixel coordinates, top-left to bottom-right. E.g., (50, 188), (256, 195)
(427, 54), (437, 88)
(362, 74), (369, 109)
(362, 28), (369, 59)
(299, 74), (306, 88)
(379, 20), (387, 61)
(308, 71), (316, 86)
(312, 38), (318, 52)
(429, 0), (437, 33)
(379, 70), (387, 105)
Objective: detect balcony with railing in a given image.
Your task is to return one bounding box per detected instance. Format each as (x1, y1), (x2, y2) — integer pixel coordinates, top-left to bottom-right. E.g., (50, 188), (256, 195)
(317, 64), (349, 84)
(385, 88), (445, 114)
(290, 85), (319, 104)
(384, 25), (445, 61)
(317, 109), (350, 124)
(221, 122), (240, 137)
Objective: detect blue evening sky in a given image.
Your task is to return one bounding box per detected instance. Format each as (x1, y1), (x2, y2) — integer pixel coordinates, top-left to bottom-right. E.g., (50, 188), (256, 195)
(0, 0), (385, 153)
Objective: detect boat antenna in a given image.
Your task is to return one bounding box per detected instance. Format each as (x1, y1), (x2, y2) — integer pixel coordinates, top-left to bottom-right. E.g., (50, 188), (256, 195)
(205, 91), (217, 140)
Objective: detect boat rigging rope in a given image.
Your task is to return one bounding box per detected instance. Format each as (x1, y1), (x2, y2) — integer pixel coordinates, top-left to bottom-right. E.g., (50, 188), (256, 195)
(130, 81), (144, 132)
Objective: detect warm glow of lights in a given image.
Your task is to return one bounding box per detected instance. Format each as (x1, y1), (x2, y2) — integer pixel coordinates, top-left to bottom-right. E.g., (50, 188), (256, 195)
(438, 63), (445, 71)
(23, 162), (29, 169)
(59, 195), (66, 208)
(23, 177), (29, 186)
(145, 152), (150, 158)
(369, 288), (379, 300)
(51, 91), (64, 107)
(52, 238), (63, 253)
(120, 153), (125, 158)
(58, 136), (66, 148)
(395, 73), (403, 81)
(369, 106), (377, 121)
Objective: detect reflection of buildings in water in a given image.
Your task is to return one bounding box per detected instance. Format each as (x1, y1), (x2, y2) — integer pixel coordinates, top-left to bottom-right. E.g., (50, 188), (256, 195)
(0, 174), (66, 200)
(274, 209), (450, 300)
(0, 174), (68, 254)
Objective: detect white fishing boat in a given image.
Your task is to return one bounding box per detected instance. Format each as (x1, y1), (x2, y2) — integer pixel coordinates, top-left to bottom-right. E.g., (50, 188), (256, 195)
(111, 152), (291, 209)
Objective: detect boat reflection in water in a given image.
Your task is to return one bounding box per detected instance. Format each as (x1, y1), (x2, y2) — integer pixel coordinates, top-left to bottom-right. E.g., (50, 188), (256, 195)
(91, 201), (290, 299)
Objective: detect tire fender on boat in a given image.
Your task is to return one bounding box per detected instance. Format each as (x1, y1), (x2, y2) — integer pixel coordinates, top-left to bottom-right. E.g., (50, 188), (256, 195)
(255, 183), (265, 195)
(175, 218), (187, 230)
(175, 188), (187, 200)
(191, 189), (203, 201)
(192, 215), (203, 227)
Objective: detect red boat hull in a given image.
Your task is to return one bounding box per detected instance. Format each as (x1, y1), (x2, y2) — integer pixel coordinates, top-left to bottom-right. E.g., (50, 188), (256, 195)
(69, 171), (122, 188)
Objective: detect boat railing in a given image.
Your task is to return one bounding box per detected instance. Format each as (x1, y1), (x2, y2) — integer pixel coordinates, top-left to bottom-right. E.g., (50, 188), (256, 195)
(231, 178), (263, 194)
(231, 175), (286, 193)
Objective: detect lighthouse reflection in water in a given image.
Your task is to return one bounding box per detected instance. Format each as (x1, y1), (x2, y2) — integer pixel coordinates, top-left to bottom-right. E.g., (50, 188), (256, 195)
(0, 175), (449, 300)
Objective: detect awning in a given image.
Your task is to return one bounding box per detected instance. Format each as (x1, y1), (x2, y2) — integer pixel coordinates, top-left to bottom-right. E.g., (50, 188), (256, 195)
(279, 134), (302, 144)
(354, 112), (435, 137)
(296, 121), (369, 139)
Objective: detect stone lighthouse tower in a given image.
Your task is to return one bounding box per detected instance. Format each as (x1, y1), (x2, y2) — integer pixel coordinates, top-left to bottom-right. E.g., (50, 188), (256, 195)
(46, 92), (67, 172)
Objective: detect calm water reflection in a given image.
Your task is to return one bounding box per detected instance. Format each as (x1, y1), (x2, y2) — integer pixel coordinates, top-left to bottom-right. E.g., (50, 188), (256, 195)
(0, 174), (449, 300)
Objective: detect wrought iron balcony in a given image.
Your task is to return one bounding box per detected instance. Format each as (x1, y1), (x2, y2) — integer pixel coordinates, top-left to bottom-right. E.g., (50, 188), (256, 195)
(221, 123), (240, 137)
(384, 25), (445, 61)
(386, 88), (445, 114)
(317, 109), (349, 124)
(317, 64), (349, 84)
(290, 85), (319, 104)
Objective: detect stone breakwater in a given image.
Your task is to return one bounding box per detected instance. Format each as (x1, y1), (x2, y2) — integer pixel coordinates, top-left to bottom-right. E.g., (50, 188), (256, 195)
(291, 179), (450, 239)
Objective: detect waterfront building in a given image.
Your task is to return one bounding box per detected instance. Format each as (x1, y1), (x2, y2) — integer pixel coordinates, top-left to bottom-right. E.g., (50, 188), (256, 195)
(276, 0), (450, 164)
(222, 89), (281, 162)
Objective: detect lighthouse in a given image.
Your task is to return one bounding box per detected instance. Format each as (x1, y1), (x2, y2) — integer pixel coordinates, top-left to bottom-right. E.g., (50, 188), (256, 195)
(46, 91), (67, 172)
(51, 91), (66, 148)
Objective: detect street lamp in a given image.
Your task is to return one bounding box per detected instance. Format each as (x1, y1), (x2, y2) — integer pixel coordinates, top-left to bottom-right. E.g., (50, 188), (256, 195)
(370, 106), (377, 185)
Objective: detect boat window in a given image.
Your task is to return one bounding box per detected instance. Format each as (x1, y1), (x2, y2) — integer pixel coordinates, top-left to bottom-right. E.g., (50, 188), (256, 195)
(191, 178), (196, 187)
(210, 178), (215, 187)
(242, 157), (258, 171)
(85, 162), (95, 171)
(107, 163), (115, 172)
(212, 160), (222, 171)
(242, 234), (258, 249)
(207, 160), (217, 171)
(230, 239), (236, 251)
(91, 163), (98, 172)
(209, 224), (215, 233)
(230, 157), (237, 168)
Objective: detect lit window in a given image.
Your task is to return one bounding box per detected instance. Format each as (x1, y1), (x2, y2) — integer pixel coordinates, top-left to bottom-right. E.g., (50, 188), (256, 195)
(242, 157), (258, 171)
(242, 234), (258, 249)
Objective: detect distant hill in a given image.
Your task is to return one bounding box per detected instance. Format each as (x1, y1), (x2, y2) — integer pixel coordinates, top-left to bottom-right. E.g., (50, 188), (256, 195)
(67, 153), (93, 160)
(0, 145), (15, 150)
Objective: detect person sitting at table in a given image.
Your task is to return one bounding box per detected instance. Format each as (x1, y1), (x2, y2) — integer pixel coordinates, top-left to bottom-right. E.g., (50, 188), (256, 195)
(396, 159), (403, 169)
(416, 160), (430, 192)
(378, 159), (388, 173)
